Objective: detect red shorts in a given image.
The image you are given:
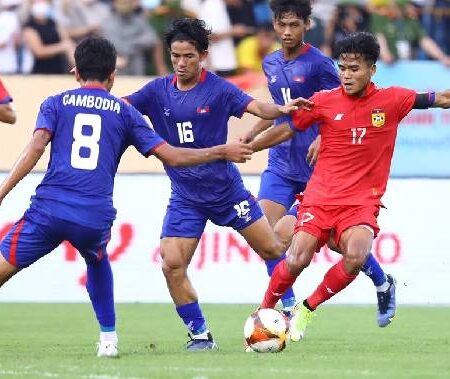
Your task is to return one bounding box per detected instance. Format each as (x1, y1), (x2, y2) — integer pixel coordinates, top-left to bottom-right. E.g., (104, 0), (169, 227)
(294, 204), (380, 249)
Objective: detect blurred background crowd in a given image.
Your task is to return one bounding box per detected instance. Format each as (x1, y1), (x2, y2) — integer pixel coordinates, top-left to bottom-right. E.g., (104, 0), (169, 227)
(0, 0), (449, 76)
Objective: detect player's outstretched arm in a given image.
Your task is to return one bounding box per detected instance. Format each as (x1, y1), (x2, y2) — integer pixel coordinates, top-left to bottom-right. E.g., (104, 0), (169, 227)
(0, 103), (16, 124)
(241, 119), (273, 143)
(153, 142), (253, 167)
(246, 97), (313, 120)
(250, 122), (294, 153)
(433, 90), (450, 109)
(0, 130), (50, 205)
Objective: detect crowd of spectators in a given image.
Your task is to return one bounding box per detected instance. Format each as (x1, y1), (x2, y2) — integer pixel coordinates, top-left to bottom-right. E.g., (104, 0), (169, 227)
(0, 0), (448, 76)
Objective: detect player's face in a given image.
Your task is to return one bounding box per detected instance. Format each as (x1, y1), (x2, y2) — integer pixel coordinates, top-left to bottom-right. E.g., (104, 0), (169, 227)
(337, 53), (376, 97)
(170, 40), (207, 84)
(273, 13), (309, 51)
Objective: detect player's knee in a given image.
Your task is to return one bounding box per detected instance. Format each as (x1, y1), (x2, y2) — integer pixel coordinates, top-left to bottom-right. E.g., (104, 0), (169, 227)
(286, 251), (311, 275)
(259, 239), (285, 260)
(343, 249), (367, 274)
(161, 254), (187, 277)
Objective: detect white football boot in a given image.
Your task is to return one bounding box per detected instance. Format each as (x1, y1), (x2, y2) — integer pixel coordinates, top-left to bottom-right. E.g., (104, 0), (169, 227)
(96, 340), (119, 358)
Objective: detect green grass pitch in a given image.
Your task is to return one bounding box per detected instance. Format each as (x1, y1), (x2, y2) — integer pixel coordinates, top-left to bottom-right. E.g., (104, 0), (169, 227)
(0, 304), (449, 378)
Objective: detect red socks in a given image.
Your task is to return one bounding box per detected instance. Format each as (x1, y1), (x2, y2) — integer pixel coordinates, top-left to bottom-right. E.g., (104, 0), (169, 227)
(307, 260), (357, 310)
(261, 260), (297, 308)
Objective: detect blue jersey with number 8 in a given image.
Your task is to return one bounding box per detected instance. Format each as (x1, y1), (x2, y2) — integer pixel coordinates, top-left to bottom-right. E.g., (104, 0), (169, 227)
(31, 85), (165, 229)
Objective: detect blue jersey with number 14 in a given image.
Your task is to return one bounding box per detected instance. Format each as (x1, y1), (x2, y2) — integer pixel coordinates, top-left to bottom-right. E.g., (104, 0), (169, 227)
(31, 85), (165, 229)
(263, 44), (340, 182)
(126, 70), (253, 205)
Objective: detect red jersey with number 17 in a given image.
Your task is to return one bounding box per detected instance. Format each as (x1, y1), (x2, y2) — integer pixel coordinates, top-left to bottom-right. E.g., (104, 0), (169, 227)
(291, 83), (416, 206)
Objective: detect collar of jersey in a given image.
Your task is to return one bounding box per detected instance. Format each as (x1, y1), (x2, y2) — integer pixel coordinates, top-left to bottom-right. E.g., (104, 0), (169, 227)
(81, 84), (107, 91)
(171, 69), (207, 88)
(280, 43), (311, 62)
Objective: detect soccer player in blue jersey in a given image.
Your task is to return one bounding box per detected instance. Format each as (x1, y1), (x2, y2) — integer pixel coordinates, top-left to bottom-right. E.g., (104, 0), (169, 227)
(242, 0), (396, 328)
(124, 18), (312, 351)
(0, 37), (255, 358)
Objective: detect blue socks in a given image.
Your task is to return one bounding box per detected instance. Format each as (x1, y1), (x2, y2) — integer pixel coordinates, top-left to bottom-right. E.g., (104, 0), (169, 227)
(86, 255), (115, 331)
(176, 301), (208, 336)
(362, 253), (387, 287)
(265, 254), (296, 309)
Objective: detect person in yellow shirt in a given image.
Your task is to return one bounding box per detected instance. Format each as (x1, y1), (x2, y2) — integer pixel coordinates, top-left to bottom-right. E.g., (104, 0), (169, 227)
(237, 23), (280, 73)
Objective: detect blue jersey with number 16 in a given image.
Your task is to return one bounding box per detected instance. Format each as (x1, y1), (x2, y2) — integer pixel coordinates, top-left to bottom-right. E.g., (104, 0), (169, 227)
(31, 85), (165, 229)
(126, 70), (253, 205)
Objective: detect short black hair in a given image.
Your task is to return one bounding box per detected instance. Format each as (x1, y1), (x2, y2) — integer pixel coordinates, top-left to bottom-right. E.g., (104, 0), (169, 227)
(336, 32), (380, 65)
(165, 18), (211, 52)
(74, 37), (116, 82)
(270, 0), (312, 22)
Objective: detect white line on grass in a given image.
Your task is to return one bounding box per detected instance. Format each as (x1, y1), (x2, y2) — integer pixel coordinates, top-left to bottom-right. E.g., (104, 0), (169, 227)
(0, 370), (143, 379)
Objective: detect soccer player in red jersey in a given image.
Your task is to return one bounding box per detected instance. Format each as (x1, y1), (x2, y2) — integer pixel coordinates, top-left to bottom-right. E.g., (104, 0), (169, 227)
(0, 78), (16, 124)
(243, 0), (396, 329)
(250, 31), (450, 341)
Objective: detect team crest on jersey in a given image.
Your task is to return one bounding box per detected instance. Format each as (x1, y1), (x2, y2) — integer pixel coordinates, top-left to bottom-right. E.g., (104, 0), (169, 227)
(163, 107), (171, 117)
(197, 106), (210, 114)
(270, 75), (277, 84)
(371, 109), (385, 127)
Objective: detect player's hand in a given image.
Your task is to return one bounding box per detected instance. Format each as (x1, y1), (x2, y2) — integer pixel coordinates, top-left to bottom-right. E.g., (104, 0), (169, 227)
(306, 135), (321, 166)
(222, 143), (253, 163)
(279, 97), (313, 114)
(240, 130), (256, 144)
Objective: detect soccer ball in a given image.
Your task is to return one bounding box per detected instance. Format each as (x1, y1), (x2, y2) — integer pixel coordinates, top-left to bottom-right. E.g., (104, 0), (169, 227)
(244, 308), (289, 353)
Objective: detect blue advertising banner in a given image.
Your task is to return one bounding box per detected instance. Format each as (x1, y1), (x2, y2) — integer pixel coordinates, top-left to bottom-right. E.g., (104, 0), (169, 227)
(374, 62), (450, 177)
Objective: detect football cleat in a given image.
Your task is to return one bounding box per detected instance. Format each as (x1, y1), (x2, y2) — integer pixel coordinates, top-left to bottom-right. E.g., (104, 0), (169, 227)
(377, 274), (397, 327)
(96, 341), (119, 358)
(186, 332), (218, 351)
(289, 302), (314, 342)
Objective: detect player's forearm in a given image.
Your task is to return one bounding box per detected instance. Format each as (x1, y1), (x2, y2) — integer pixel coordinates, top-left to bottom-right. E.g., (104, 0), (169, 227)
(170, 146), (225, 167)
(0, 104), (16, 124)
(251, 102), (286, 120)
(245, 119), (273, 142)
(250, 123), (294, 152)
(0, 141), (46, 201)
(433, 90), (450, 109)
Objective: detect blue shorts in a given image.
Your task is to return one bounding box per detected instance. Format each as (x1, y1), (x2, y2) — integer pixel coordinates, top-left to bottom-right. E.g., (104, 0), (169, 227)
(0, 209), (110, 268)
(161, 189), (264, 238)
(258, 169), (307, 211)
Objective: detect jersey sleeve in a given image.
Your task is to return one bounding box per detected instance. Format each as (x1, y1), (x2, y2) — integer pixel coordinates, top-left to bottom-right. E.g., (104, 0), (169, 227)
(393, 87), (416, 121)
(35, 96), (57, 136)
(126, 105), (166, 157)
(124, 80), (157, 115)
(290, 93), (322, 131)
(274, 114), (293, 127)
(317, 59), (340, 91)
(223, 80), (254, 118)
(0, 79), (12, 104)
